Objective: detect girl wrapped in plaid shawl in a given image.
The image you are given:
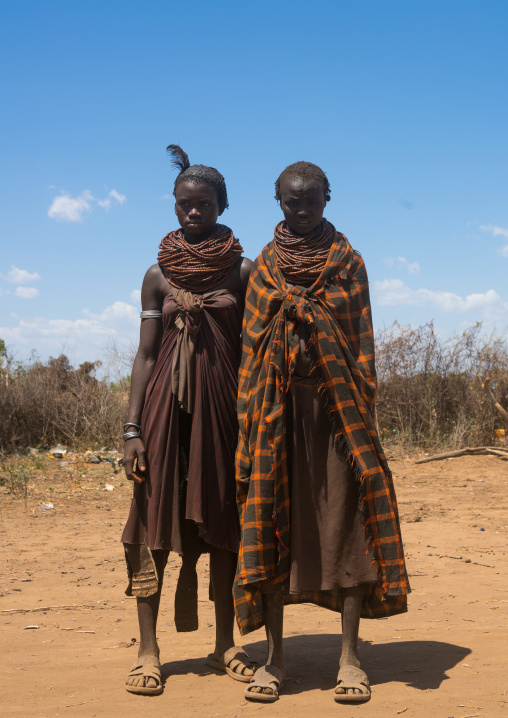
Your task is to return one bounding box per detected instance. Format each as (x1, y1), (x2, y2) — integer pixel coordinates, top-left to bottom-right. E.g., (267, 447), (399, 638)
(234, 162), (409, 704)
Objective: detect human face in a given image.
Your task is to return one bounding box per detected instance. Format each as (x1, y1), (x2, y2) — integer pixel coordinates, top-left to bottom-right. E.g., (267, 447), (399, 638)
(174, 181), (221, 243)
(279, 177), (326, 235)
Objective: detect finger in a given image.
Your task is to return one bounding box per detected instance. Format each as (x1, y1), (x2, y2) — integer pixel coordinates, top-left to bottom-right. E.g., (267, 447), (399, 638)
(124, 457), (134, 480)
(130, 471), (146, 484)
(136, 449), (147, 473)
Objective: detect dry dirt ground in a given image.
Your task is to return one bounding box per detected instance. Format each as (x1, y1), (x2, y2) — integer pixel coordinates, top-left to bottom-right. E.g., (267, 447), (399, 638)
(1, 452), (507, 718)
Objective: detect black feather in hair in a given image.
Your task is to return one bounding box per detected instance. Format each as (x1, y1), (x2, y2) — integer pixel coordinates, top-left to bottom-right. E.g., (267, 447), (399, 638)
(166, 144), (190, 173)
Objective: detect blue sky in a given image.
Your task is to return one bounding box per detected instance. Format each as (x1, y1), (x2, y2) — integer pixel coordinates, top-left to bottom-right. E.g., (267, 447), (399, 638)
(1, 1), (507, 368)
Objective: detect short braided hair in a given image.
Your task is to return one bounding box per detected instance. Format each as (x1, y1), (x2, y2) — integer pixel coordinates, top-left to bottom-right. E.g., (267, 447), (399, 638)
(167, 144), (229, 213)
(275, 161), (331, 203)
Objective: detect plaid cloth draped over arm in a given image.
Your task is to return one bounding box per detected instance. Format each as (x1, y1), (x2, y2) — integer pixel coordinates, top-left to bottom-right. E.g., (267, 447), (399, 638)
(233, 231), (409, 635)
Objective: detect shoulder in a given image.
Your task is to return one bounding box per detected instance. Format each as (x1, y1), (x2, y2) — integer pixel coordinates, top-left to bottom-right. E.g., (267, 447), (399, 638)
(350, 249), (369, 283)
(239, 256), (254, 285)
(335, 232), (368, 283)
(141, 264), (167, 308)
(143, 263), (165, 284)
(254, 241), (274, 266)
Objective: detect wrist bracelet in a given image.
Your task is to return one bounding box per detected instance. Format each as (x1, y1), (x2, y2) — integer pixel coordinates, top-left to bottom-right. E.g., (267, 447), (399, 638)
(124, 422), (141, 432)
(123, 432), (142, 442)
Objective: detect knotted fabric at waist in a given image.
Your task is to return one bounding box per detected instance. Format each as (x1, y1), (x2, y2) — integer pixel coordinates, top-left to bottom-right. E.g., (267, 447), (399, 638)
(171, 288), (228, 413)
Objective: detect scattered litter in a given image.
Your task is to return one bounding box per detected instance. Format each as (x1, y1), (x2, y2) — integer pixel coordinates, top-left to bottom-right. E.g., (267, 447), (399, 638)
(49, 446), (67, 459)
(396, 710), (408, 715)
(103, 484), (114, 492)
(60, 462), (68, 467)
(480, 528), (485, 531)
(24, 625), (39, 630)
(39, 503), (54, 511)
(75, 630), (95, 634)
(108, 450), (119, 455)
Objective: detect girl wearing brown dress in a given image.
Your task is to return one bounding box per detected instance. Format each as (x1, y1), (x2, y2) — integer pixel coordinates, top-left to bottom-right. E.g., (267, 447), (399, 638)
(122, 146), (253, 695)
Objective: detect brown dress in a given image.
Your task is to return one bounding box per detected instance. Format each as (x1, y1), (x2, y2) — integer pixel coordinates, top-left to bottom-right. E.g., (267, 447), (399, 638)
(121, 288), (243, 555)
(287, 339), (378, 594)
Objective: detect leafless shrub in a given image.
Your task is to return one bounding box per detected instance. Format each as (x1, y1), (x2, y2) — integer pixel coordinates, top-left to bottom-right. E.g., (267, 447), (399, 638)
(375, 321), (508, 449)
(1, 323), (507, 454)
(0, 351), (129, 452)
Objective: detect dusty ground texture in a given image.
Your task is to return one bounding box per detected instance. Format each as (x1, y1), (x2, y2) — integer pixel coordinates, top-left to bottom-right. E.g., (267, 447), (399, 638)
(1, 451), (507, 718)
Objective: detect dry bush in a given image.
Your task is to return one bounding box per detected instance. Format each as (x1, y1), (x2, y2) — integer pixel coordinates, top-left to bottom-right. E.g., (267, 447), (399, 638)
(375, 321), (508, 449)
(1, 323), (507, 454)
(0, 352), (128, 452)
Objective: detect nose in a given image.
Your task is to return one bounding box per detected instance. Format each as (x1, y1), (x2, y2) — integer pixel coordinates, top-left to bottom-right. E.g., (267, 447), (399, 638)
(297, 207), (310, 217)
(189, 207), (201, 217)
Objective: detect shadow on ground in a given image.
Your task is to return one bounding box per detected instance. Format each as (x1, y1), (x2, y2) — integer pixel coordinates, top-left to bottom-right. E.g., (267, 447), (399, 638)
(161, 634), (471, 694)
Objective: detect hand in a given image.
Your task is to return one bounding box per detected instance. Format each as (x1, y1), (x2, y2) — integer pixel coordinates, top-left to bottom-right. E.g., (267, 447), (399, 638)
(124, 438), (147, 483)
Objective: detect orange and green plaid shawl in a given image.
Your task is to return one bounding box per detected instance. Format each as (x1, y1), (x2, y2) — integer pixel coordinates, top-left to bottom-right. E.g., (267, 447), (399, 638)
(233, 228), (409, 636)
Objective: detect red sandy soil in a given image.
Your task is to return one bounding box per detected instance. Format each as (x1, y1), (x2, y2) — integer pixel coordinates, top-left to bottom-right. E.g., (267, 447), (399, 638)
(1, 452), (507, 718)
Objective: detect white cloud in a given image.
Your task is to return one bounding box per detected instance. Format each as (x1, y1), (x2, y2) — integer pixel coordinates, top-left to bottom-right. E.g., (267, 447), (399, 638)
(5, 265), (41, 284)
(130, 289), (141, 303)
(0, 288), (11, 296)
(14, 287), (39, 299)
(48, 188), (126, 222)
(383, 256), (420, 274)
(96, 189), (127, 210)
(0, 300), (139, 364)
(373, 279), (502, 313)
(480, 224), (508, 240)
(480, 224), (508, 257)
(48, 190), (94, 222)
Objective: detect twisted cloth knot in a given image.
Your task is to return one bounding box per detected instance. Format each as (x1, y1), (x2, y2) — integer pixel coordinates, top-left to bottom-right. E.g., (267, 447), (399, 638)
(174, 289), (204, 336)
(283, 292), (313, 326)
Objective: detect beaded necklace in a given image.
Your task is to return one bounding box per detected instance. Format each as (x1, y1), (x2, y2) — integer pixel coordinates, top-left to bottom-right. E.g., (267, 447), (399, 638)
(158, 224), (243, 292)
(273, 219), (335, 286)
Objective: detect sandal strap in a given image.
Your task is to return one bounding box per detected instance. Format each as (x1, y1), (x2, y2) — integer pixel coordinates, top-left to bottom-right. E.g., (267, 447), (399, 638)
(336, 665), (369, 690)
(248, 665), (283, 689)
(127, 657), (162, 683)
(224, 647), (251, 674)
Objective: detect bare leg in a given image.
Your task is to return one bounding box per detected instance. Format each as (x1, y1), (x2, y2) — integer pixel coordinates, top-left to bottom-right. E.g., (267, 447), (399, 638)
(126, 551), (167, 690)
(249, 591), (285, 695)
(174, 552), (199, 631)
(336, 585), (369, 698)
(340, 586), (362, 668)
(208, 547), (254, 679)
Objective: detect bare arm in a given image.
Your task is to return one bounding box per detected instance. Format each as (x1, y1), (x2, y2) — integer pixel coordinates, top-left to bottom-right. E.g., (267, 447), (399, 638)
(124, 264), (165, 483)
(239, 257), (254, 298)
